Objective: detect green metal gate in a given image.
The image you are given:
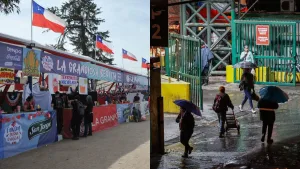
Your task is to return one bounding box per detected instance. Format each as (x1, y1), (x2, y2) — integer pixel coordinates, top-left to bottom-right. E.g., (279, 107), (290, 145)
(165, 33), (203, 109)
(232, 20), (297, 86)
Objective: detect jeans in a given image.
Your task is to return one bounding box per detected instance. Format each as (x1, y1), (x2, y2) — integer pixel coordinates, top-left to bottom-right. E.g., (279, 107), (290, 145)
(84, 122), (92, 136)
(218, 113), (226, 134)
(180, 130), (193, 154)
(241, 90), (253, 109)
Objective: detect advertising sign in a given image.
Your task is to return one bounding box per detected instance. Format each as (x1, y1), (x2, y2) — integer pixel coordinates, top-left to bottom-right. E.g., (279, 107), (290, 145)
(116, 103), (133, 123)
(60, 75), (77, 86)
(124, 73), (148, 86)
(79, 77), (88, 95)
(0, 111), (57, 159)
(0, 67), (14, 84)
(0, 42), (23, 70)
(92, 105), (118, 132)
(256, 25), (270, 46)
(22, 48), (41, 77)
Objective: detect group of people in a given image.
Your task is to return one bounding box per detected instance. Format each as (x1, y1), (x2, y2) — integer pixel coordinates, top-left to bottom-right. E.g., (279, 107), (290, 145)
(51, 91), (94, 140)
(175, 46), (279, 158)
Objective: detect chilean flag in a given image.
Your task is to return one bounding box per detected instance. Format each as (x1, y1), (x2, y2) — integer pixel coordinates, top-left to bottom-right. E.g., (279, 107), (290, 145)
(142, 58), (149, 69)
(32, 1), (66, 34)
(122, 49), (137, 61)
(96, 35), (114, 54)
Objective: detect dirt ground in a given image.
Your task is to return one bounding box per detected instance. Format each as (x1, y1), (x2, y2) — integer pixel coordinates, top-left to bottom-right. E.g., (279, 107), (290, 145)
(0, 120), (150, 169)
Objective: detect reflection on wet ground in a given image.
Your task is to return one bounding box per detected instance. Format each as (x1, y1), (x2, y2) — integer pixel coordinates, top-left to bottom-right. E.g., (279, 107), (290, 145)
(151, 90), (300, 169)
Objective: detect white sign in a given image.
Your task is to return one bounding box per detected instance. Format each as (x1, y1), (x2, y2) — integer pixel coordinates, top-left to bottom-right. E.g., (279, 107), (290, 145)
(79, 77), (88, 95)
(4, 121), (23, 144)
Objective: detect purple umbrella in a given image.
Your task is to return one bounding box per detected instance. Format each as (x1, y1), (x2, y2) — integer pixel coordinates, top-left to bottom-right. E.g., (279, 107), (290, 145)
(173, 99), (201, 116)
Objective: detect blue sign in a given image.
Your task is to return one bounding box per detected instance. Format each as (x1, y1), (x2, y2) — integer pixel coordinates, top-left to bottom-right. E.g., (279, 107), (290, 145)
(116, 103), (133, 123)
(124, 73), (148, 85)
(80, 62), (123, 83)
(0, 42), (23, 70)
(40, 53), (86, 78)
(0, 111), (57, 159)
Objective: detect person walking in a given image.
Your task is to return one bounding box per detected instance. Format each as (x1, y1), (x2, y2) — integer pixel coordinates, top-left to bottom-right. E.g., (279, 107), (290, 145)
(176, 107), (195, 158)
(71, 95), (84, 140)
(83, 95), (94, 137)
(257, 99), (279, 144)
(52, 91), (64, 134)
(213, 86), (234, 138)
(239, 68), (256, 113)
(240, 45), (255, 76)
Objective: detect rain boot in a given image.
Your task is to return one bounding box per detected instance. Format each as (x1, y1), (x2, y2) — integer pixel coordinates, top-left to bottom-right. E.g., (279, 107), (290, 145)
(261, 134), (265, 142)
(182, 153), (188, 158)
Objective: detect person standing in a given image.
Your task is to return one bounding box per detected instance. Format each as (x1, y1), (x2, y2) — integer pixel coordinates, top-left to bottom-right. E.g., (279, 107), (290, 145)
(24, 95), (35, 111)
(213, 86), (234, 138)
(84, 95), (94, 137)
(71, 95), (84, 140)
(176, 107), (195, 158)
(133, 93), (140, 103)
(240, 45), (256, 76)
(258, 99), (279, 144)
(52, 91), (64, 134)
(239, 68), (256, 113)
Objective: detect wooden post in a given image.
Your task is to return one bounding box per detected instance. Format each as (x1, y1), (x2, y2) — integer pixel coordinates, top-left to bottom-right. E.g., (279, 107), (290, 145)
(150, 57), (164, 154)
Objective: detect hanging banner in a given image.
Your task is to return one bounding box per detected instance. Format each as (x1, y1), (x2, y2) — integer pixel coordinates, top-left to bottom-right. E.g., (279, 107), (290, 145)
(60, 75), (77, 86)
(40, 53), (86, 78)
(256, 25), (270, 46)
(92, 105), (118, 132)
(0, 42), (23, 70)
(124, 73), (148, 85)
(0, 67), (14, 84)
(78, 77), (88, 95)
(22, 48), (41, 77)
(48, 73), (60, 94)
(80, 62), (123, 82)
(0, 111), (57, 159)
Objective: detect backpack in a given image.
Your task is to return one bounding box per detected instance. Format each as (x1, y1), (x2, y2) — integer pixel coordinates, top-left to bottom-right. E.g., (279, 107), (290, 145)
(55, 98), (63, 109)
(212, 94), (225, 113)
(77, 101), (85, 116)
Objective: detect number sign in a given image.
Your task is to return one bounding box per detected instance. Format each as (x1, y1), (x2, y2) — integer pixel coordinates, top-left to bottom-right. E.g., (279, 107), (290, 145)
(150, 0), (168, 47)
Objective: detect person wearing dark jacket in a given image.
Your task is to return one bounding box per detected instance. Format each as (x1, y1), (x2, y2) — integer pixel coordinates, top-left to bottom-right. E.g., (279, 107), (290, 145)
(84, 95), (94, 137)
(71, 95), (83, 140)
(176, 107), (195, 158)
(52, 91), (64, 134)
(257, 99), (279, 144)
(239, 68), (256, 113)
(213, 86), (234, 138)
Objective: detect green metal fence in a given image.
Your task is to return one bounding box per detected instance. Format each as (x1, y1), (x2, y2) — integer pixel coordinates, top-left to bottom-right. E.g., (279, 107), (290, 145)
(232, 20), (297, 86)
(165, 33), (203, 110)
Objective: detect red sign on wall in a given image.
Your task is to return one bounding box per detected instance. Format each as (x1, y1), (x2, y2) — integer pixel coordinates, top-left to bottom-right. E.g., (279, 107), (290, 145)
(256, 25), (270, 46)
(92, 105), (118, 132)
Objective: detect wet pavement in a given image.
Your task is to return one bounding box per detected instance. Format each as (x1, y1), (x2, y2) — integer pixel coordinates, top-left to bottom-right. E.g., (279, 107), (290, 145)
(152, 87), (300, 169)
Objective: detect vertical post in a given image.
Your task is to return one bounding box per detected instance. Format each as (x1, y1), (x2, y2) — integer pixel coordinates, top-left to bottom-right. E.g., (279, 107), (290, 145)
(206, 2), (211, 48)
(231, 0), (237, 82)
(147, 67), (150, 93)
(165, 47), (170, 76)
(293, 23), (297, 85)
(31, 0), (33, 42)
(28, 76), (33, 94)
(42, 72), (45, 87)
(199, 41), (203, 110)
(180, 0), (186, 35)
(95, 35), (97, 58)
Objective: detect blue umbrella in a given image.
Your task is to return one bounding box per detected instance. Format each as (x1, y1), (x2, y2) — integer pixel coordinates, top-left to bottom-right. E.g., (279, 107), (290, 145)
(259, 86), (289, 103)
(173, 99), (201, 116)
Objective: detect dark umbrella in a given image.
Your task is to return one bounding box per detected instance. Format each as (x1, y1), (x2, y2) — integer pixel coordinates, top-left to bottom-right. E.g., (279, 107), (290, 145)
(173, 99), (201, 116)
(259, 86), (289, 103)
(233, 61), (257, 69)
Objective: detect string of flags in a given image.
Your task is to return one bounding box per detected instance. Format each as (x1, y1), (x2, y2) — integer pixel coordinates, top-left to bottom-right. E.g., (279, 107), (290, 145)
(0, 111), (51, 123)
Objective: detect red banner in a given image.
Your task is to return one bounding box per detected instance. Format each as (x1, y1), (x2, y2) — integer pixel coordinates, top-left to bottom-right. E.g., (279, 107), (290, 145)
(92, 105), (118, 132)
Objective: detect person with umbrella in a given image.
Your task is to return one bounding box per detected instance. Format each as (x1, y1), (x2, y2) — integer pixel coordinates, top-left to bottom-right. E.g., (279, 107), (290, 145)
(258, 86), (288, 144)
(174, 100), (201, 158)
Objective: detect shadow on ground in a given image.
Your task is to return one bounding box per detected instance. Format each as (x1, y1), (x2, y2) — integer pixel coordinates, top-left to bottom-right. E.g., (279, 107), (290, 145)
(0, 119), (150, 169)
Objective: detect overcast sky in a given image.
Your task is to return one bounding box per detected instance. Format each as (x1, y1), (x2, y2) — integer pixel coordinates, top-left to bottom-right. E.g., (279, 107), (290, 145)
(0, 0), (150, 75)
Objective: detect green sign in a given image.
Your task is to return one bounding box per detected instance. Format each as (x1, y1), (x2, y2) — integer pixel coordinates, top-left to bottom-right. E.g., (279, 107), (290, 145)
(28, 118), (52, 140)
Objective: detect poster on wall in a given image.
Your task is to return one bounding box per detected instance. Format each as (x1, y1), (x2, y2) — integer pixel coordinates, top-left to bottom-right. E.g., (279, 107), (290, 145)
(0, 111), (57, 159)
(22, 48), (41, 77)
(79, 77), (88, 95)
(116, 103), (133, 123)
(256, 25), (270, 46)
(60, 75), (77, 86)
(48, 73), (60, 94)
(0, 67), (14, 84)
(0, 42), (23, 70)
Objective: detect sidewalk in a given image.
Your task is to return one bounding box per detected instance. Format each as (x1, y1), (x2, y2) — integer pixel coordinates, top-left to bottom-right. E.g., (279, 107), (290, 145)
(0, 119), (150, 169)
